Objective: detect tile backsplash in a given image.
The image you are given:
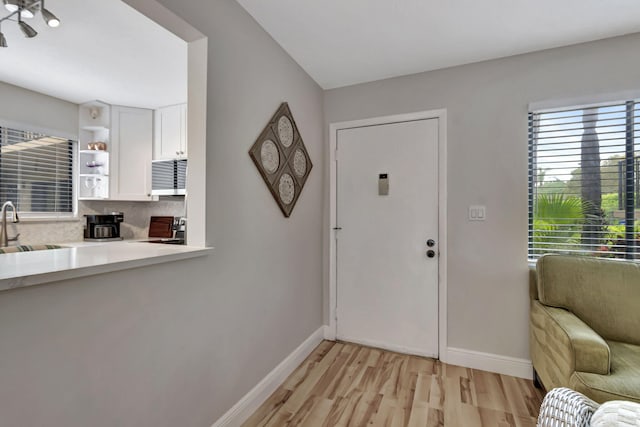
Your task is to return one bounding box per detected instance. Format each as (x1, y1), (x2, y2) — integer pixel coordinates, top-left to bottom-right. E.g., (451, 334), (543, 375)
(7, 198), (185, 246)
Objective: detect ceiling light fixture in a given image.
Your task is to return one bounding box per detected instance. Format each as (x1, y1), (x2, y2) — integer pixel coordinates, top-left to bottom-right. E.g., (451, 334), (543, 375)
(40, 0), (58, 27)
(3, 0), (19, 13)
(0, 23), (6, 47)
(0, 0), (59, 46)
(18, 0), (37, 19)
(19, 7), (33, 19)
(18, 15), (36, 38)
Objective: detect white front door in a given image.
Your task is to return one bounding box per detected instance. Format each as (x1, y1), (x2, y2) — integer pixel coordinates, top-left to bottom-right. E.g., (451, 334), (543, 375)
(336, 118), (439, 358)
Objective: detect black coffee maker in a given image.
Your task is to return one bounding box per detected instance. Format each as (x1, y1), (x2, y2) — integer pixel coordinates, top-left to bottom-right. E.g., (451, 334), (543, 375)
(84, 212), (124, 241)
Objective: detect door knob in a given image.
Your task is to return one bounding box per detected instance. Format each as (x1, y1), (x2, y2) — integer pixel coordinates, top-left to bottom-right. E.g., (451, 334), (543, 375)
(427, 239), (436, 247)
(426, 250), (436, 258)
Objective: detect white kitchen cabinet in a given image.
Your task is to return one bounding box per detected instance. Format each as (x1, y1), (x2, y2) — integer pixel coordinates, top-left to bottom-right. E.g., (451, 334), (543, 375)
(78, 101), (111, 200)
(110, 106), (155, 201)
(154, 103), (187, 160)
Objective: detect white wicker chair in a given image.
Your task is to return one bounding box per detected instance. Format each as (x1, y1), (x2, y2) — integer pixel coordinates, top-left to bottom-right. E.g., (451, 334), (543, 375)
(538, 388), (640, 426)
(537, 388), (600, 427)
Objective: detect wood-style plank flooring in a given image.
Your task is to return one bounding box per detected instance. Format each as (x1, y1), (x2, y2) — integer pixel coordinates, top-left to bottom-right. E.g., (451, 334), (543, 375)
(243, 341), (544, 427)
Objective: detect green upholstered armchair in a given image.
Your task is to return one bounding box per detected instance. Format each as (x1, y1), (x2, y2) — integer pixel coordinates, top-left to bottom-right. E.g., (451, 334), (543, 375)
(530, 254), (640, 403)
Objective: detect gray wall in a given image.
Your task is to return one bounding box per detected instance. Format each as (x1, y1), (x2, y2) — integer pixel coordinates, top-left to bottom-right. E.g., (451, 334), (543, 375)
(324, 32), (640, 360)
(0, 1), (324, 426)
(0, 82), (80, 244)
(0, 81), (79, 137)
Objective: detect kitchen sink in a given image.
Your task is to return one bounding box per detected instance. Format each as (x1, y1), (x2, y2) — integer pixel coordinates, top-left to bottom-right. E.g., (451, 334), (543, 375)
(0, 244), (66, 254)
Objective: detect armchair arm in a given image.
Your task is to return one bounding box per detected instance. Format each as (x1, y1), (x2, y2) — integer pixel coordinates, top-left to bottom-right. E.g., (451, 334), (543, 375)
(533, 301), (610, 375)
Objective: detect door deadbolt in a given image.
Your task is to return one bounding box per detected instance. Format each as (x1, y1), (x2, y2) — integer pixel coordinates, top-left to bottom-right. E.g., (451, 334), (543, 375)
(427, 239), (436, 247)
(426, 250), (436, 258)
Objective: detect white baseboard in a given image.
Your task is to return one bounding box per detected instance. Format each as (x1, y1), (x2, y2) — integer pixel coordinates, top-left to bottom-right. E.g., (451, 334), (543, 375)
(211, 327), (325, 427)
(446, 347), (533, 380)
(336, 334), (438, 359)
(318, 329), (531, 380)
(323, 324), (334, 340)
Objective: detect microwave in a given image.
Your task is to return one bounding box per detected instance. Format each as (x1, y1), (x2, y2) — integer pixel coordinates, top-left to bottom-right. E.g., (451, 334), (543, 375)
(151, 159), (187, 196)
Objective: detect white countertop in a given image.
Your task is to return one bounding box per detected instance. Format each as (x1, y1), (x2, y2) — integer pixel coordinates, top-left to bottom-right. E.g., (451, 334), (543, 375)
(0, 241), (212, 292)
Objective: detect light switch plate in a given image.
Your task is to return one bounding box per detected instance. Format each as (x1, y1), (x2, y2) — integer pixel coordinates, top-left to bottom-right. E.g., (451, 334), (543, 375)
(469, 205), (486, 221)
(378, 173), (389, 196)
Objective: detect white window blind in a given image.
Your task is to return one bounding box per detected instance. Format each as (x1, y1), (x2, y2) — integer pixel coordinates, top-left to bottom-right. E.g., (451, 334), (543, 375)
(528, 102), (640, 261)
(0, 126), (74, 216)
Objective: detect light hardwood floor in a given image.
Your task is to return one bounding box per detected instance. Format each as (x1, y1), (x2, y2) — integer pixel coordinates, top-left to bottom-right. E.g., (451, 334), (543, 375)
(242, 341), (544, 427)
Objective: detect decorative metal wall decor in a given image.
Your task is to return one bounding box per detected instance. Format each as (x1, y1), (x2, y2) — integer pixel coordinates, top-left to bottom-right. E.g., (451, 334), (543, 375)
(249, 102), (312, 217)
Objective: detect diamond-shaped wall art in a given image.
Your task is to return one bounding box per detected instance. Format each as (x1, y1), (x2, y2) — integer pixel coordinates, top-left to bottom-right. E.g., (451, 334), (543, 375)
(249, 102), (312, 217)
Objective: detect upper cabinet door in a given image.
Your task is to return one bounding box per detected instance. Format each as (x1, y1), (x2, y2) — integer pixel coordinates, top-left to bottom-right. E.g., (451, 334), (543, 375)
(111, 106), (154, 201)
(154, 104), (187, 160)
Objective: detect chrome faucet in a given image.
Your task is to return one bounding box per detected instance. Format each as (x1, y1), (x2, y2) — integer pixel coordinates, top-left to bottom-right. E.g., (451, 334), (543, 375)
(0, 201), (20, 248)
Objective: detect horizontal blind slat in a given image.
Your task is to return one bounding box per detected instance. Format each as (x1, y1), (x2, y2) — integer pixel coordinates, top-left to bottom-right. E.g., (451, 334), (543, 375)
(528, 101), (640, 263)
(0, 126), (75, 214)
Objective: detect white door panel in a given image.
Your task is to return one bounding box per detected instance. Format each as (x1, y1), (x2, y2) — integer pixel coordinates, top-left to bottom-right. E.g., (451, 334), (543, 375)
(336, 118), (439, 357)
(110, 106), (153, 201)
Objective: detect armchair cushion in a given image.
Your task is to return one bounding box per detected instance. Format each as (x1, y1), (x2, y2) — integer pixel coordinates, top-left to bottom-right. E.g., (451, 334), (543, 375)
(571, 341), (640, 404)
(536, 254), (640, 346)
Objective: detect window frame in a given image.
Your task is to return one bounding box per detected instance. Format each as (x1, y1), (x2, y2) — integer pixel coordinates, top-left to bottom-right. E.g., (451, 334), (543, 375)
(528, 99), (639, 262)
(0, 120), (78, 221)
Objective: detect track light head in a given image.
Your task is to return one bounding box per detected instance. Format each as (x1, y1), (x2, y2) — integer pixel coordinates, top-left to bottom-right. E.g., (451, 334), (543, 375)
(0, 20), (5, 48)
(41, 7), (59, 27)
(22, 0), (40, 19)
(18, 18), (37, 38)
(19, 8), (33, 19)
(3, 0), (19, 12)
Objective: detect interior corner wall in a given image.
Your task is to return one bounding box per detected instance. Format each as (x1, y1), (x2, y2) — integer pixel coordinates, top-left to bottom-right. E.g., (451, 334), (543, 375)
(0, 81), (79, 137)
(323, 32), (640, 361)
(0, 1), (324, 426)
(128, 0), (328, 422)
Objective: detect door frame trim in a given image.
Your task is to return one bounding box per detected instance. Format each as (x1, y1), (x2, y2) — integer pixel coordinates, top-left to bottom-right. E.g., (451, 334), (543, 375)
(328, 109), (448, 361)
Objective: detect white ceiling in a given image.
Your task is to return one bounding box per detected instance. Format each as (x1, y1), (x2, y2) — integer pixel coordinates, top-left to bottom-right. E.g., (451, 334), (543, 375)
(235, 0), (640, 89)
(0, 0), (187, 109)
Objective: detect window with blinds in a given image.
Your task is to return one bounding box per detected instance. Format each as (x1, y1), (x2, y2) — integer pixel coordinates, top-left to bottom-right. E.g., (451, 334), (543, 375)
(0, 126), (75, 217)
(528, 101), (640, 261)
